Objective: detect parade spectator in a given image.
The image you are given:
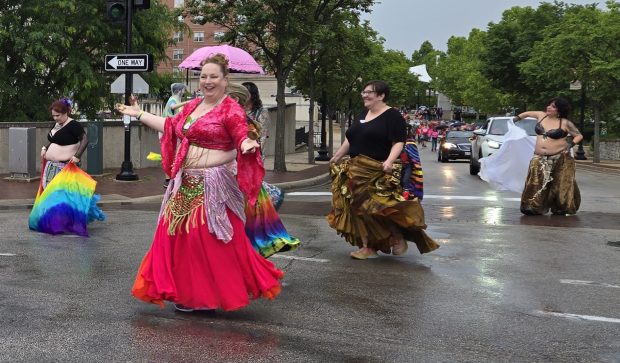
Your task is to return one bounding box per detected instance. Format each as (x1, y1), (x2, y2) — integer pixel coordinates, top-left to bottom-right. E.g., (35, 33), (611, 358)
(516, 97), (582, 215)
(116, 54), (283, 312)
(419, 122), (429, 147)
(430, 127), (439, 152)
(29, 99), (105, 236)
(327, 80), (439, 260)
(163, 83), (189, 117)
(242, 82), (271, 146)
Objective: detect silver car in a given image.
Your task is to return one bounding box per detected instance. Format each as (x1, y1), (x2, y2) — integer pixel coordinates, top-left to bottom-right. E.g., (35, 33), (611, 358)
(469, 116), (537, 175)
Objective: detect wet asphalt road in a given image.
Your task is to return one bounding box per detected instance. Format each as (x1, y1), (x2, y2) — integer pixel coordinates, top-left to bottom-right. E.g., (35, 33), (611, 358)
(1, 150), (619, 362)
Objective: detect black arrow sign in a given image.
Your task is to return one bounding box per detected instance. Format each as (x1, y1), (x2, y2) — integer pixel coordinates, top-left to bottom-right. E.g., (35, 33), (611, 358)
(105, 54), (153, 72)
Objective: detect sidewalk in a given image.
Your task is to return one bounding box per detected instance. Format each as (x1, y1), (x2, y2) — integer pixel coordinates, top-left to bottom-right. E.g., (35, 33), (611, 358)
(0, 147), (333, 209)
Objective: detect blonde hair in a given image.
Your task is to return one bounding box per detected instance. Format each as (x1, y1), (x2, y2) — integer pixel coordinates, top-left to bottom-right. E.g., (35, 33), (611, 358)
(200, 53), (229, 76)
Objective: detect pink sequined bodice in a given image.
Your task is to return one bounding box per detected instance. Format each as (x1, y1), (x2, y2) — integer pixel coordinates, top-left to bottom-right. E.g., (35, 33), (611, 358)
(159, 96), (264, 205)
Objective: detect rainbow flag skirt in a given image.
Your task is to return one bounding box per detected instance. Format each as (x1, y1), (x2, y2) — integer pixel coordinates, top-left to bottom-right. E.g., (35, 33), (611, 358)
(29, 162), (105, 237)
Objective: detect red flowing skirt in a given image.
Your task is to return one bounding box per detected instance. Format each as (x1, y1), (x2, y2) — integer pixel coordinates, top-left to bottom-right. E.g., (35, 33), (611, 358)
(132, 207), (284, 311)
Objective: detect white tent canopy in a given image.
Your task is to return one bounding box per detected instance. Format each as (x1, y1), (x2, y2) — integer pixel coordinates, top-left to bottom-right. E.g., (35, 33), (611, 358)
(409, 64), (432, 83)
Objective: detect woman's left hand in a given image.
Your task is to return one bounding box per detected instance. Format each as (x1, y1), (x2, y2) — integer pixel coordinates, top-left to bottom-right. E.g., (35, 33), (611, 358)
(241, 139), (260, 154)
(70, 156), (80, 164)
(382, 160), (394, 173)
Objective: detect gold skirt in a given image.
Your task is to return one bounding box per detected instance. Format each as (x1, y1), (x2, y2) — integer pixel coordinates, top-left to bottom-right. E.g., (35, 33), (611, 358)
(520, 153), (581, 215)
(327, 155), (439, 254)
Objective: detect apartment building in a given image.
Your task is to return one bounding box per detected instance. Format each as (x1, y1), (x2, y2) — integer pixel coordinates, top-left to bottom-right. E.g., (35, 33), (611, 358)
(157, 0), (226, 78)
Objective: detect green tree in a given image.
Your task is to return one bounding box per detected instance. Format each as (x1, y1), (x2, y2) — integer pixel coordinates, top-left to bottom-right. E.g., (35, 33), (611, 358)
(289, 16), (378, 162)
(435, 30), (505, 117)
(184, 0), (374, 172)
(521, 2), (620, 162)
(481, 2), (567, 106)
(0, 0), (182, 121)
(143, 72), (185, 102)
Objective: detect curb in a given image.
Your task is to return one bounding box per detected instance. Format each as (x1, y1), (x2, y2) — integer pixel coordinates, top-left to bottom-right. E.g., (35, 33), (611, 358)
(0, 173), (331, 210)
(272, 173), (330, 191)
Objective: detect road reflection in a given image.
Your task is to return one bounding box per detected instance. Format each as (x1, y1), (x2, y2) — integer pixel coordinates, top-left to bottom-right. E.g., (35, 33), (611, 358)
(131, 314), (280, 361)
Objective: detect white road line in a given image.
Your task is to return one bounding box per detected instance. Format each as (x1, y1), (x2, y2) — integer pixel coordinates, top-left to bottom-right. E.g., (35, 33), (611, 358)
(286, 192), (522, 202)
(535, 311), (620, 324)
(560, 279), (620, 289)
(0, 253), (17, 256)
(270, 254), (330, 263)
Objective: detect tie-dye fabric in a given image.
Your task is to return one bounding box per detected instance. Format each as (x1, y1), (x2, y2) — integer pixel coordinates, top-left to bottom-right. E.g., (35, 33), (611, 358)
(29, 162), (105, 237)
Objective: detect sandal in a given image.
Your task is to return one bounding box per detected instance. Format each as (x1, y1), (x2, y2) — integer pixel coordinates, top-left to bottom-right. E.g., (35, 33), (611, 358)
(350, 248), (378, 260)
(392, 239), (408, 256)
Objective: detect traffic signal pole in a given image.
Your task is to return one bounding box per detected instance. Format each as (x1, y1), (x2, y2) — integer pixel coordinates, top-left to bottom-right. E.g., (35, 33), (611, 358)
(116, 1), (139, 181)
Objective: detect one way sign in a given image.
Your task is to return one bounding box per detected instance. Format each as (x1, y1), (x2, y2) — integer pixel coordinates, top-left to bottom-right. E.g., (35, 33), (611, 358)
(105, 54), (153, 72)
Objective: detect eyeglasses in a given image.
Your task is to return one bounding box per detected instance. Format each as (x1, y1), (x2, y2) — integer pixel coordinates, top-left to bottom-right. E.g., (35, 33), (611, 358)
(360, 90), (376, 96)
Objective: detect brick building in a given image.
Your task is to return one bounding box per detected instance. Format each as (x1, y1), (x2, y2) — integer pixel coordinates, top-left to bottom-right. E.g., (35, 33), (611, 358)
(157, 0), (226, 78)
(156, 1), (315, 125)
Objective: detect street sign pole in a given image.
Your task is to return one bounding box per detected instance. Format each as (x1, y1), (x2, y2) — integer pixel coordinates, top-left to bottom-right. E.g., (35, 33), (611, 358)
(116, 0), (139, 181)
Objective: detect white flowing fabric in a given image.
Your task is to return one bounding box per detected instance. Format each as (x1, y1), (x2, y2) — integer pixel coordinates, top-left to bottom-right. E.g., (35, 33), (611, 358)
(479, 120), (536, 193)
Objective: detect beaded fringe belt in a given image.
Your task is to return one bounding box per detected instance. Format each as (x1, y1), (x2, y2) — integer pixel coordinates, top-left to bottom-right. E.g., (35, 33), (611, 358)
(163, 174), (205, 235)
(160, 164), (246, 242)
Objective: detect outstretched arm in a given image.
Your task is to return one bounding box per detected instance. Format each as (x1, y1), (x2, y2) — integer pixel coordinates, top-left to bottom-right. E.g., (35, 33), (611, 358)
(116, 97), (166, 133)
(171, 100), (190, 111)
(516, 111), (546, 121)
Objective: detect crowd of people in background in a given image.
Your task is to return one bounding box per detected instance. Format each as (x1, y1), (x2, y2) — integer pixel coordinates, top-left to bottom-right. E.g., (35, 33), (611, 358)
(401, 114), (480, 152)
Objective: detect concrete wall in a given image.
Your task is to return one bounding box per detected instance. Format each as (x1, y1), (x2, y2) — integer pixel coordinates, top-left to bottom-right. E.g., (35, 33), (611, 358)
(0, 121), (161, 174)
(0, 102), (297, 173)
(599, 139), (620, 160)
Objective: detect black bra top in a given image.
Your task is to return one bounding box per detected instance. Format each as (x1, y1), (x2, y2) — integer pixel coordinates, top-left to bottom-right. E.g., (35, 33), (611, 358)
(535, 115), (568, 139)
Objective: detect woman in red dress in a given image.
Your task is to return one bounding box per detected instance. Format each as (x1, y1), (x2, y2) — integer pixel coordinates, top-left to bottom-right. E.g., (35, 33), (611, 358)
(116, 54), (283, 312)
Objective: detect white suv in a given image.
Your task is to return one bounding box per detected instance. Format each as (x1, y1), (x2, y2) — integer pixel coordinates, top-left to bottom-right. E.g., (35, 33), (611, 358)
(469, 116), (537, 175)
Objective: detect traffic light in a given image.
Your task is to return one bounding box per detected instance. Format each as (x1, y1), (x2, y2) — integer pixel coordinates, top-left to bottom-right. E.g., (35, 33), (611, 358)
(106, 0), (126, 24)
(133, 0), (150, 10)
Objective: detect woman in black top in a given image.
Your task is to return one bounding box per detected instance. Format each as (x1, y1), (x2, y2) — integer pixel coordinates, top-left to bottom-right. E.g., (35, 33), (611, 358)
(328, 80), (439, 260)
(515, 97), (582, 215)
(29, 98), (104, 236)
(41, 99), (88, 187)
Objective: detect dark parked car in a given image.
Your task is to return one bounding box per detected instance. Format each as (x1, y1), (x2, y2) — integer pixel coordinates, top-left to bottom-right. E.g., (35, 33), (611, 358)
(438, 130), (473, 162)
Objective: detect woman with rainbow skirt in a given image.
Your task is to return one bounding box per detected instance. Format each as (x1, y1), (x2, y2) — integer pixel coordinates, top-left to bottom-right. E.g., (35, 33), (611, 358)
(28, 98), (105, 237)
(227, 83), (301, 258)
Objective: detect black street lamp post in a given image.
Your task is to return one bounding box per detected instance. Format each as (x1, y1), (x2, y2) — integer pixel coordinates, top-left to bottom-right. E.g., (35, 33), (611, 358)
(116, 0), (139, 180)
(575, 86), (587, 160)
(315, 97), (329, 161)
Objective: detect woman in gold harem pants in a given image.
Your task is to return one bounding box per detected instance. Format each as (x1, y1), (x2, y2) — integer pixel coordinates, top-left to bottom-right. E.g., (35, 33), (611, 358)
(516, 97), (583, 216)
(520, 153), (580, 215)
(327, 155), (439, 256)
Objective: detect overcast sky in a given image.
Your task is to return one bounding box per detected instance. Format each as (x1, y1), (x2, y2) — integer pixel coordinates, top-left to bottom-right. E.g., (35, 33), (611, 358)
(362, 0), (605, 56)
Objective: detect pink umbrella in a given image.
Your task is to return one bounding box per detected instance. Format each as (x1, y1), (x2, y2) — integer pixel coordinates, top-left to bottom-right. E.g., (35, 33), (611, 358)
(178, 44), (265, 74)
